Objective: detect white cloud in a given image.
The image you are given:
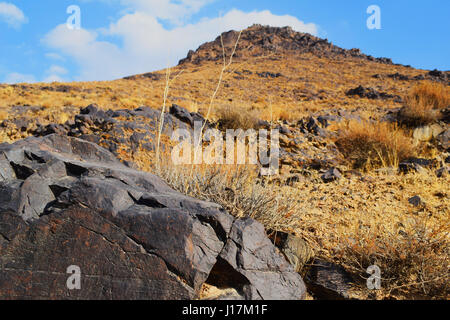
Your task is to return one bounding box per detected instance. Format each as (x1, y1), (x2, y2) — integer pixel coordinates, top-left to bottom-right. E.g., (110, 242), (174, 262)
(47, 65), (68, 75)
(42, 65), (68, 83)
(43, 6), (319, 81)
(0, 2), (27, 29)
(3, 66), (68, 84)
(42, 74), (65, 83)
(4, 72), (36, 84)
(45, 52), (65, 61)
(43, 25), (127, 80)
(118, 0), (214, 24)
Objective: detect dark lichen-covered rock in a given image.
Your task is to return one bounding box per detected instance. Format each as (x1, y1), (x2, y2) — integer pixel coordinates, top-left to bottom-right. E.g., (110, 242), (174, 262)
(0, 134), (305, 300)
(216, 219), (306, 300)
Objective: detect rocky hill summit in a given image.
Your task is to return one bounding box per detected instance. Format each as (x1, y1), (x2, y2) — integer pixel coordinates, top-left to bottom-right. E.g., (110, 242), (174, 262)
(179, 24), (393, 66)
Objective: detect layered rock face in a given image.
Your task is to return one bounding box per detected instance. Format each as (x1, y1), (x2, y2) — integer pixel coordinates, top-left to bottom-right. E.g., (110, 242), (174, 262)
(0, 134), (305, 300)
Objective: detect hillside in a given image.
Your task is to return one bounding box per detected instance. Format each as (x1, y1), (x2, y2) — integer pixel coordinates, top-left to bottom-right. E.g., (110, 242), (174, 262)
(1, 25), (449, 131)
(0, 24), (449, 300)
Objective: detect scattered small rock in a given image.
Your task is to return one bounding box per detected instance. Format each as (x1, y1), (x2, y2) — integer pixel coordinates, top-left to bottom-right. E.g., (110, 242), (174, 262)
(123, 72), (162, 81)
(436, 166), (449, 178)
(299, 117), (329, 137)
(285, 175), (301, 186)
(428, 69), (450, 84)
(408, 195), (424, 207)
(437, 129), (450, 151)
(321, 168), (342, 183)
(257, 72), (283, 79)
(387, 73), (411, 81)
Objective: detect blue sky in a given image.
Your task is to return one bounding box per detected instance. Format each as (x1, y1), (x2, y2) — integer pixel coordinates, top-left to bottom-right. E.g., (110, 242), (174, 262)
(0, 0), (449, 83)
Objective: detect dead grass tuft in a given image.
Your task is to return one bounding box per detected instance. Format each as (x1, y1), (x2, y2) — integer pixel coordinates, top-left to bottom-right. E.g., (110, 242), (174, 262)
(335, 120), (416, 169)
(215, 104), (261, 130)
(339, 215), (449, 298)
(399, 81), (450, 126)
(155, 161), (301, 232)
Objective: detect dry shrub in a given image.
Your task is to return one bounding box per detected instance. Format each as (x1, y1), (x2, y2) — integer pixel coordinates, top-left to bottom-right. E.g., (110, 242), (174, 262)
(155, 161), (301, 232)
(335, 120), (415, 169)
(276, 109), (293, 122)
(273, 107), (303, 122)
(400, 81), (450, 126)
(215, 104), (261, 130)
(338, 216), (449, 299)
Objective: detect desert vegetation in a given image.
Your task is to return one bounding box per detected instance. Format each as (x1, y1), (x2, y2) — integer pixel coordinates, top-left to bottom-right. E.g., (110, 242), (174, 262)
(214, 104), (262, 130)
(335, 121), (416, 169)
(400, 81), (450, 126)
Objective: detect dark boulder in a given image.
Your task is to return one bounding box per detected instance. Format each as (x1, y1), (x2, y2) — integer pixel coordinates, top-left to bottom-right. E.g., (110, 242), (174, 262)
(191, 112), (206, 125)
(0, 134), (305, 300)
(305, 259), (354, 300)
(399, 158), (437, 173)
(215, 219), (306, 300)
(277, 125), (291, 135)
(346, 85), (398, 100)
(169, 104), (194, 125)
(272, 232), (314, 273)
(169, 104), (208, 127)
(299, 117), (328, 137)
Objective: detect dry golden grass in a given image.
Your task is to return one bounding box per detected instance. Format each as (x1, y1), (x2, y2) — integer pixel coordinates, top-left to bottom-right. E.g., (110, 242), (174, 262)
(271, 105), (305, 122)
(156, 163), (302, 231)
(340, 214), (449, 298)
(400, 81), (450, 126)
(0, 109), (8, 121)
(335, 120), (416, 169)
(215, 104), (261, 130)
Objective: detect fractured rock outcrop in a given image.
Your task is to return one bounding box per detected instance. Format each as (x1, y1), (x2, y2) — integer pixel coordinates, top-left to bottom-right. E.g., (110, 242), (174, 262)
(0, 134), (305, 300)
